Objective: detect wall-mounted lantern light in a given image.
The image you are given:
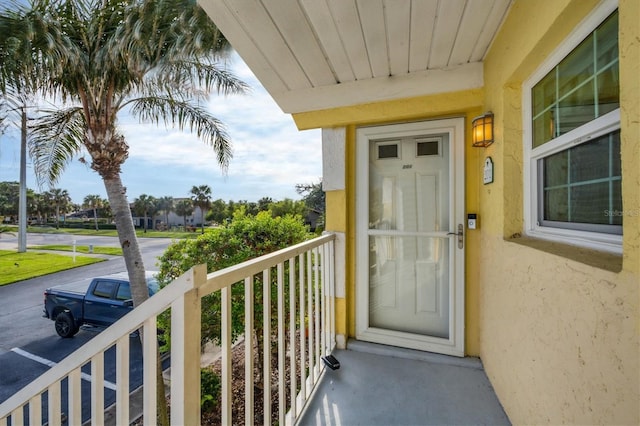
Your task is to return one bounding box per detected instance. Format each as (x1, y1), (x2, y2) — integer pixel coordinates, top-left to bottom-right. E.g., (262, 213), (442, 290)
(471, 112), (494, 147)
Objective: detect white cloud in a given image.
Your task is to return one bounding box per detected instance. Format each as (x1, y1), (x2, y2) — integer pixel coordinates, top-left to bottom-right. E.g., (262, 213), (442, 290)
(118, 52), (321, 190)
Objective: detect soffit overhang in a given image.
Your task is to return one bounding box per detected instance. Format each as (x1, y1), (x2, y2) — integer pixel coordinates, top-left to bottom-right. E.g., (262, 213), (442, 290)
(198, 0), (512, 114)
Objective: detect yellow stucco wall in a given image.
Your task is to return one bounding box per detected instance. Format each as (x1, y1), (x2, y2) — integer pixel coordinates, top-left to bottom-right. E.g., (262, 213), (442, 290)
(478, 0), (639, 424)
(293, 0), (639, 423)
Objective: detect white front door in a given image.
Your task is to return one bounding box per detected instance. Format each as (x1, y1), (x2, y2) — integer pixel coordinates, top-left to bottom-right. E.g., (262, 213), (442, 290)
(356, 118), (465, 356)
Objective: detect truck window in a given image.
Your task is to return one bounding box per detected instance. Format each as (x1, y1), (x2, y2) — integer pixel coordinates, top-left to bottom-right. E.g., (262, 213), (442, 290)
(93, 281), (117, 299)
(116, 283), (132, 301)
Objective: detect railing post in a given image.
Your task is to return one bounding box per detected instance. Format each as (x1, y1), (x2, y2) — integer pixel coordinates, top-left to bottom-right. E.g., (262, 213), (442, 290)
(171, 264), (206, 425)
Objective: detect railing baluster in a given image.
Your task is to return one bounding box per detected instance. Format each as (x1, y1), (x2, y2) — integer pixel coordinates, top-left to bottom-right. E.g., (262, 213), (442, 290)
(320, 245), (326, 358)
(28, 395), (42, 426)
(289, 257), (297, 419)
(298, 253), (307, 403)
(116, 335), (130, 425)
(277, 262), (285, 425)
(307, 250), (314, 384)
(329, 241), (336, 351)
(245, 276), (254, 425)
(221, 286), (232, 425)
(170, 265), (204, 426)
(48, 380), (61, 426)
(263, 268), (271, 425)
(142, 318), (157, 426)
(68, 368), (81, 425)
(91, 352), (104, 426)
(314, 246), (321, 378)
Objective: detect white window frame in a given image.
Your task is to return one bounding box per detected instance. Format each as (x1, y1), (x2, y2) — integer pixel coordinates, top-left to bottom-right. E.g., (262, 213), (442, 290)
(523, 0), (621, 254)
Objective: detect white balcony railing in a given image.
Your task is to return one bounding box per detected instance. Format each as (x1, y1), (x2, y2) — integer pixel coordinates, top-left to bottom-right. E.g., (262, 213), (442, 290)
(0, 233), (336, 425)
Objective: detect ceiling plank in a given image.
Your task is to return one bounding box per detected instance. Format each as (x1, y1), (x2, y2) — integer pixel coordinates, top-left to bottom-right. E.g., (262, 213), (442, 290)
(429, 0), (466, 68)
(327, 0), (372, 80)
(300, 0), (356, 84)
(409, 0), (438, 72)
(470, 0), (512, 61)
(449, 0), (493, 65)
(264, 1), (336, 87)
(221, 0), (311, 90)
(198, 0), (288, 94)
(358, 0), (388, 78)
(386, 0), (411, 76)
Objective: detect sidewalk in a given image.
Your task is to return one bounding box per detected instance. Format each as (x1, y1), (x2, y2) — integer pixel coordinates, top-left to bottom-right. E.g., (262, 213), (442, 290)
(0, 239), (119, 260)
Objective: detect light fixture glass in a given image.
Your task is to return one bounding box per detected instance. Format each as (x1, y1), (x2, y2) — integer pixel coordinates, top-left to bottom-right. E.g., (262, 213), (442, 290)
(472, 112), (494, 147)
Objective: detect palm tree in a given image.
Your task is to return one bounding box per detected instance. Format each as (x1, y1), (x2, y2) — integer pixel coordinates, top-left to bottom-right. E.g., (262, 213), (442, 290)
(44, 188), (71, 229)
(157, 196), (174, 230)
(190, 184), (212, 233)
(83, 194), (104, 231)
(133, 194), (157, 233)
(175, 199), (194, 229)
(0, 0), (247, 312)
(32, 192), (47, 224)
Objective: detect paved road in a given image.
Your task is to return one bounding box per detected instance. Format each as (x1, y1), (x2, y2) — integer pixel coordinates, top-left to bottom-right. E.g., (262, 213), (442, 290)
(0, 234), (174, 422)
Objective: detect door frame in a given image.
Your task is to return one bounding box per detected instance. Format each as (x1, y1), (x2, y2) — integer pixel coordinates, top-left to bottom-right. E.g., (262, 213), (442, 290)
(355, 118), (466, 357)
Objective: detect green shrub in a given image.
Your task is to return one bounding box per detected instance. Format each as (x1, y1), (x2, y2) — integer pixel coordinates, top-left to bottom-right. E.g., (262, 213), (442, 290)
(157, 211), (310, 345)
(200, 368), (221, 412)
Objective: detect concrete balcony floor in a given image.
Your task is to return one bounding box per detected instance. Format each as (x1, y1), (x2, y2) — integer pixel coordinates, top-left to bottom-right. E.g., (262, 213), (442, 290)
(297, 340), (510, 426)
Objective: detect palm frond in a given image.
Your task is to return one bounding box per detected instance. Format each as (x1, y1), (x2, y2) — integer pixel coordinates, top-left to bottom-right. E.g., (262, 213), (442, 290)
(126, 96), (232, 171)
(29, 106), (86, 187)
(152, 60), (250, 99)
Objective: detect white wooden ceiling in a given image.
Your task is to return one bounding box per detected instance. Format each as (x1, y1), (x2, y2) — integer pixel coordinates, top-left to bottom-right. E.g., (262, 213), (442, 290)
(199, 0), (512, 114)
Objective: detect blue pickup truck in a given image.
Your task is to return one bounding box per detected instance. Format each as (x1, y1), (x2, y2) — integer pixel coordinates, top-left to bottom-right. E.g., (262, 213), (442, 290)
(43, 271), (159, 338)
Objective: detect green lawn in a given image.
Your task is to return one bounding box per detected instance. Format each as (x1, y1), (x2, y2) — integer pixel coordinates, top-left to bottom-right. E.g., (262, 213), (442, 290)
(31, 245), (123, 256)
(0, 226), (197, 286)
(0, 250), (105, 286)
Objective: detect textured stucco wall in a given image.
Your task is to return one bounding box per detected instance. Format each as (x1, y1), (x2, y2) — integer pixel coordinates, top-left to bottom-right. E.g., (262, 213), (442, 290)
(479, 0), (639, 424)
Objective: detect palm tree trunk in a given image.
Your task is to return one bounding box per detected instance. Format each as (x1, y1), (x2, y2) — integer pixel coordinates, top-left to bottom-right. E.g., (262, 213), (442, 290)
(102, 174), (170, 425)
(103, 175), (148, 308)
(93, 207), (98, 231)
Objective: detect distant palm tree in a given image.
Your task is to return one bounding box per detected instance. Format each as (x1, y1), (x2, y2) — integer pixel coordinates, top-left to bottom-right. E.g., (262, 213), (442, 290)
(175, 199), (194, 229)
(0, 0), (247, 315)
(83, 194), (104, 231)
(190, 184), (212, 233)
(157, 196), (174, 230)
(133, 194), (158, 233)
(44, 188), (71, 229)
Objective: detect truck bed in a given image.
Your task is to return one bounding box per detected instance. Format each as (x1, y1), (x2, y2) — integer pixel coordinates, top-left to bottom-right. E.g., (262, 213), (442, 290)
(47, 278), (93, 296)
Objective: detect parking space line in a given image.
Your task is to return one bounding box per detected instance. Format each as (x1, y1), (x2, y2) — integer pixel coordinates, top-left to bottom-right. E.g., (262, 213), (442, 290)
(10, 348), (117, 391)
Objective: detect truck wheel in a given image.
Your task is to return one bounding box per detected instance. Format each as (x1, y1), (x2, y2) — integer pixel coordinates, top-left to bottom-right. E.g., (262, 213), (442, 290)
(55, 312), (79, 338)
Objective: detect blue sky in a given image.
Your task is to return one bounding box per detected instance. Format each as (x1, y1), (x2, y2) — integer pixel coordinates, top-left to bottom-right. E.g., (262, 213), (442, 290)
(0, 53), (322, 205)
